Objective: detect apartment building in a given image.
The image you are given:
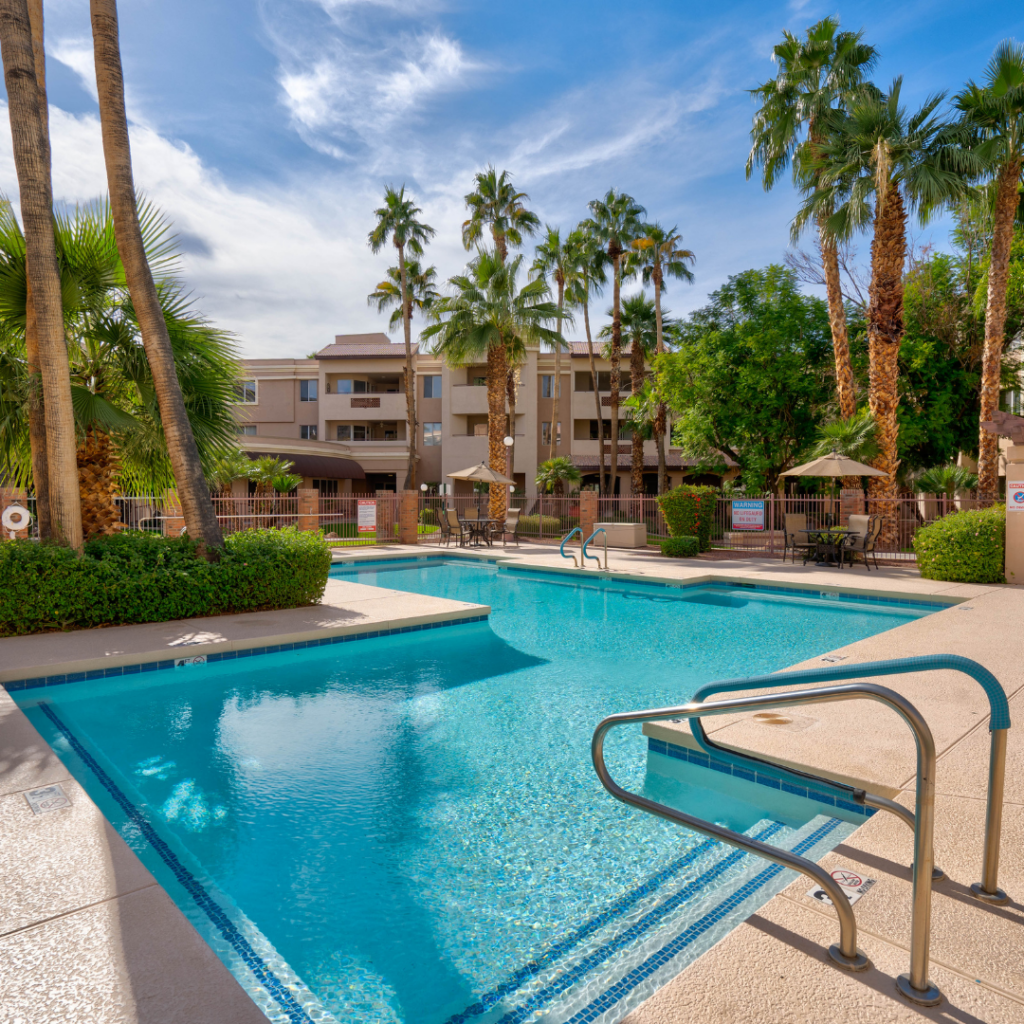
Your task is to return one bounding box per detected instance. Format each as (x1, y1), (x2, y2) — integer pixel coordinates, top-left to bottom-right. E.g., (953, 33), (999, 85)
(234, 332), (718, 497)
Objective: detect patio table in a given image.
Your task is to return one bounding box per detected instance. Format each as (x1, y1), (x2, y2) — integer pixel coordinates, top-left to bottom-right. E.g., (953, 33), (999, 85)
(465, 517), (501, 547)
(798, 527), (854, 568)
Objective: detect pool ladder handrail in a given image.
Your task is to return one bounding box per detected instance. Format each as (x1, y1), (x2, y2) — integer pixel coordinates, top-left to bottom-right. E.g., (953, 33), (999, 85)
(581, 528), (607, 569)
(560, 527), (582, 567)
(593, 682), (943, 1004)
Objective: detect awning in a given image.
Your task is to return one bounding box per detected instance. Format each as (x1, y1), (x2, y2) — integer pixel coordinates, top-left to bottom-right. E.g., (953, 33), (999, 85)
(244, 449), (365, 480)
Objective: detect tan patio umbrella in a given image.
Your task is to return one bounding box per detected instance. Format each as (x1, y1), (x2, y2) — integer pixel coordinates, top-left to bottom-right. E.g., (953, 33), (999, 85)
(782, 452), (885, 478)
(447, 462), (516, 485)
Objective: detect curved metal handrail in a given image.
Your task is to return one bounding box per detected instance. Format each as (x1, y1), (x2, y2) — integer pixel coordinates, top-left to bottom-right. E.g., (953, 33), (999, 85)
(687, 654), (1010, 904)
(582, 528), (607, 569)
(560, 527), (582, 568)
(593, 682), (942, 1003)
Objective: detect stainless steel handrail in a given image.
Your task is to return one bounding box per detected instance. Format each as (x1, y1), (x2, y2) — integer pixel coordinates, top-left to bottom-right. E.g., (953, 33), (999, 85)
(593, 682), (942, 1005)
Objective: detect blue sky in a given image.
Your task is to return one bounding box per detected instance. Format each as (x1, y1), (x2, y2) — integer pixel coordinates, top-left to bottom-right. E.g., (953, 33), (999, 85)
(2, 0), (1022, 357)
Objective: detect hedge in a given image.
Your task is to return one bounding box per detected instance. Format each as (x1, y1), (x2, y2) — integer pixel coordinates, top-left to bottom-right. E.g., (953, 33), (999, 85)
(657, 485), (718, 551)
(518, 514), (565, 534)
(660, 536), (700, 558)
(913, 505), (1005, 584)
(0, 528), (332, 637)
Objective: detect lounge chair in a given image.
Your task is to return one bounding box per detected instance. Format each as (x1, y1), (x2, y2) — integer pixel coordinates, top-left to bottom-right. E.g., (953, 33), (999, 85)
(843, 514), (883, 571)
(446, 509), (473, 547)
(495, 507), (521, 547)
(783, 513), (815, 564)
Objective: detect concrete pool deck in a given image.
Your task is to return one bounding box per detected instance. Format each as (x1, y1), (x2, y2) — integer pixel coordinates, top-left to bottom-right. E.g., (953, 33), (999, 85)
(1, 542), (1020, 1022)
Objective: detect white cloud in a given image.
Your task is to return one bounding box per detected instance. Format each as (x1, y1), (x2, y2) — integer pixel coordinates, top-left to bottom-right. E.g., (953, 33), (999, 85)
(49, 36), (98, 102)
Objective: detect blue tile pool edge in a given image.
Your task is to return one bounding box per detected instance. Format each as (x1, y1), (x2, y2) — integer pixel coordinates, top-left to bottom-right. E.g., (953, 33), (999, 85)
(1, 613), (490, 692)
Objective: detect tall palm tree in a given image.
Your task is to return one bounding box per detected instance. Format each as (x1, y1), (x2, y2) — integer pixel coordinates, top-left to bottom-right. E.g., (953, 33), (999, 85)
(461, 166), (540, 264)
(585, 190), (645, 494)
(90, 0), (222, 551)
(564, 227), (608, 494)
(748, 17), (877, 421)
(423, 251), (562, 520)
(628, 223), (694, 493)
(0, 0), (82, 548)
(367, 259), (439, 331)
(531, 226), (573, 460)
(803, 79), (973, 543)
(956, 41), (1024, 501)
(368, 184), (435, 491)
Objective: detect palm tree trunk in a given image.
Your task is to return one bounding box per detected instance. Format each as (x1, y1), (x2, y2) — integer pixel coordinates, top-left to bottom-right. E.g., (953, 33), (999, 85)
(653, 264), (667, 496)
(487, 338), (507, 521)
(90, 0), (223, 551)
(397, 242), (417, 490)
(1, 0), (82, 549)
(819, 216), (856, 421)
(583, 298), (604, 497)
(977, 158), (1023, 503)
(506, 362), (517, 481)
(609, 251), (622, 496)
(866, 183), (907, 548)
(77, 427), (121, 538)
(549, 279), (563, 460)
(630, 334), (645, 496)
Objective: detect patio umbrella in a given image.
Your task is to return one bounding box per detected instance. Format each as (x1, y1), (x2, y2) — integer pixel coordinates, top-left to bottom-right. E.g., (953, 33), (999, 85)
(447, 462), (516, 485)
(782, 452), (885, 478)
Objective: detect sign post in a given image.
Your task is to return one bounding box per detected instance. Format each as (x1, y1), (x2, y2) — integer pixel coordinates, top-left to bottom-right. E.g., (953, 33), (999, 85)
(1006, 445), (1024, 585)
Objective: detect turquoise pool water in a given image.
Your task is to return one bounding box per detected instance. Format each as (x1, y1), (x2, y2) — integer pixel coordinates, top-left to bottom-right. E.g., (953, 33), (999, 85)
(16, 559), (938, 1024)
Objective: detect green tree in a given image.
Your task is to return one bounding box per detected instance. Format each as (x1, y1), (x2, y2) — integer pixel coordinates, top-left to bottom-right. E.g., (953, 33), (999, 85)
(808, 408), (878, 461)
(368, 184), (435, 491)
(423, 251), (562, 519)
(461, 166), (540, 264)
(748, 17), (877, 420)
(585, 190), (645, 492)
(658, 266), (834, 492)
(535, 456), (581, 495)
(367, 259), (438, 331)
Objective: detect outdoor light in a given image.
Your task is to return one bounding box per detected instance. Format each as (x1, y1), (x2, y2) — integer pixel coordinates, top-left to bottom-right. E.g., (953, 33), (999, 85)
(420, 483), (428, 491)
(503, 435), (514, 447)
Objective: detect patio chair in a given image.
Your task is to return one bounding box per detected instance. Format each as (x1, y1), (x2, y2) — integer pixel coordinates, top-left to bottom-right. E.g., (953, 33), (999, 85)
(436, 510), (453, 547)
(446, 509), (473, 547)
(783, 514), (815, 564)
(494, 507), (521, 547)
(463, 507), (479, 521)
(843, 514), (883, 571)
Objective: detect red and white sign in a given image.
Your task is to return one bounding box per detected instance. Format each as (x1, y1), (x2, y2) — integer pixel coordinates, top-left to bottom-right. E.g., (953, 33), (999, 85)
(1007, 482), (1024, 512)
(357, 499), (377, 532)
(731, 500), (765, 531)
(806, 866), (875, 907)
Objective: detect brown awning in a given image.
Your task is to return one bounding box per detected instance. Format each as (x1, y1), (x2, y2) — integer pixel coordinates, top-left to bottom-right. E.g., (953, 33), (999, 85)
(244, 449), (365, 479)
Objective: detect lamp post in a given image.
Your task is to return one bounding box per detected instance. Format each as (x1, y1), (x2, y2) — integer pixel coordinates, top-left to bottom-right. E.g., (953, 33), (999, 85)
(503, 435), (514, 513)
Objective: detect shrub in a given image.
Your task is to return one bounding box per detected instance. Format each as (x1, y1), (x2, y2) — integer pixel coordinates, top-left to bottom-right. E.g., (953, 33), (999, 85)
(518, 514), (563, 534)
(0, 528), (331, 637)
(661, 536), (700, 558)
(913, 505), (1005, 584)
(657, 485), (718, 551)
(419, 508), (436, 525)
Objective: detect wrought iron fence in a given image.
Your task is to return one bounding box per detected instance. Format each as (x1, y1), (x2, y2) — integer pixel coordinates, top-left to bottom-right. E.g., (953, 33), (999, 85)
(320, 494), (403, 546)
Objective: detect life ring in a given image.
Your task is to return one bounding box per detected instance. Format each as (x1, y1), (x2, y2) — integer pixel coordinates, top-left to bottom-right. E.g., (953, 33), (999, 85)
(2, 504), (31, 532)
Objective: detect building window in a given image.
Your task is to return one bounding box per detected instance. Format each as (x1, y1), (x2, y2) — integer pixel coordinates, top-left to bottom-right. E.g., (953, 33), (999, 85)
(541, 375), (554, 398)
(423, 375), (442, 398)
(541, 422), (562, 445)
(237, 424), (257, 436)
(1000, 389), (1022, 415)
(312, 479), (338, 496)
(336, 425), (350, 441)
(335, 379), (367, 394)
(472, 375), (486, 386)
(300, 425), (318, 440)
(235, 380), (257, 403)
(423, 422), (442, 446)
(575, 371), (612, 392)
(352, 425), (366, 441)
(300, 379), (318, 402)
(589, 419), (612, 440)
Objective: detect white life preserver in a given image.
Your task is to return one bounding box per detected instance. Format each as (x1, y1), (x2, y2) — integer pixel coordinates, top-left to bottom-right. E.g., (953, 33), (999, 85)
(2, 504), (31, 533)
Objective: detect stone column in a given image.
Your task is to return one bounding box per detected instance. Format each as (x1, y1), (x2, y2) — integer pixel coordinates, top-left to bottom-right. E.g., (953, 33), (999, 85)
(297, 488), (319, 532)
(0, 487), (30, 539)
(163, 489), (185, 538)
(375, 489), (395, 543)
(398, 490), (419, 545)
(581, 488), (598, 540)
(1005, 446), (1024, 585)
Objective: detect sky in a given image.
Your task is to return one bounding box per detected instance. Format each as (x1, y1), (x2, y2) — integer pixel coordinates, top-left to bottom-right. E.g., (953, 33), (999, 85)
(1, 0), (1022, 358)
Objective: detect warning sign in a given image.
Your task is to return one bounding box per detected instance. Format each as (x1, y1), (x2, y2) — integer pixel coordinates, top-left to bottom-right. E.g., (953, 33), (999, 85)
(357, 499), (376, 532)
(732, 499), (765, 531)
(1007, 482), (1024, 512)
(806, 867), (875, 907)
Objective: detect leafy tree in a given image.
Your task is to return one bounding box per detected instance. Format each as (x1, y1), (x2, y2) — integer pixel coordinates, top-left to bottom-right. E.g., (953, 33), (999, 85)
(658, 266), (834, 492)
(808, 408), (878, 461)
(367, 259), (438, 330)
(462, 166), (540, 264)
(368, 184), (435, 491)
(535, 456), (581, 495)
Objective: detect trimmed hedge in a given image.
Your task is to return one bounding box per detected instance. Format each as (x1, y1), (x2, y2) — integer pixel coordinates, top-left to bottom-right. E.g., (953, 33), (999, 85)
(657, 485), (718, 551)
(0, 528), (332, 637)
(518, 514), (564, 534)
(661, 536), (700, 558)
(913, 505), (1005, 584)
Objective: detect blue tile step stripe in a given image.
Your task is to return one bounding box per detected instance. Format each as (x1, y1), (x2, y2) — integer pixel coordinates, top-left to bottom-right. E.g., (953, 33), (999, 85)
(1, 613), (489, 692)
(647, 737), (875, 819)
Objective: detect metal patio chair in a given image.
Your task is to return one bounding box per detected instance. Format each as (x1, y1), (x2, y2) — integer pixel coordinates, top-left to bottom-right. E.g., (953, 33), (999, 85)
(843, 514), (883, 571)
(494, 507), (521, 547)
(446, 509), (473, 547)
(783, 513), (815, 564)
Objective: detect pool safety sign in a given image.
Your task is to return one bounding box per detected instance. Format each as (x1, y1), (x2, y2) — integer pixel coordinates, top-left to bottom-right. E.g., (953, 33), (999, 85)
(1008, 482), (1024, 511)
(357, 499), (376, 532)
(806, 868), (876, 907)
(732, 499), (765, 531)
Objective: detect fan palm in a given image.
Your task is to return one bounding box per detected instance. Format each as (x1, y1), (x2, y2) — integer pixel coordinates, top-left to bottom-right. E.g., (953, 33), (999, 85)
(91, 0), (223, 551)
(808, 408), (879, 462)
(956, 41), (1024, 500)
(367, 259), (439, 331)
(368, 184), (435, 491)
(748, 17), (877, 420)
(461, 166), (540, 264)
(535, 456), (581, 496)
(628, 223), (694, 493)
(585, 190), (646, 493)
(423, 251), (563, 520)
(915, 463), (979, 517)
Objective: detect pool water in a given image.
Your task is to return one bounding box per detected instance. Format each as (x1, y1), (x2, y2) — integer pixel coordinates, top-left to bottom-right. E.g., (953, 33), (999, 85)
(17, 559), (937, 1024)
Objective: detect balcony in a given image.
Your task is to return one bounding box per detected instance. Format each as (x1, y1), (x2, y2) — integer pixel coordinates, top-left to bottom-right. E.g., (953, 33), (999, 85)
(450, 384), (489, 416)
(321, 391), (407, 420)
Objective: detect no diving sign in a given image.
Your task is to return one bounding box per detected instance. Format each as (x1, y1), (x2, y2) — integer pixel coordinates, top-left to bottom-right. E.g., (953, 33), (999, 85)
(806, 867), (876, 907)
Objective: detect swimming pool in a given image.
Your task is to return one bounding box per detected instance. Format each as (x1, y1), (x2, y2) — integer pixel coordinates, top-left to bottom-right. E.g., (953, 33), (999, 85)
(15, 559), (941, 1024)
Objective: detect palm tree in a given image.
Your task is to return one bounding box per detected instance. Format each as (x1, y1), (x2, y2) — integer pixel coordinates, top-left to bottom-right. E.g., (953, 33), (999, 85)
(90, 0), (222, 551)
(808, 408), (879, 461)
(748, 17), (877, 421)
(804, 80), (973, 544)
(564, 227), (608, 495)
(461, 166), (540, 264)
(0, 0), (82, 548)
(915, 463), (979, 518)
(531, 227), (574, 460)
(585, 190), (645, 494)
(368, 184), (435, 491)
(423, 251), (562, 520)
(535, 456), (581, 496)
(956, 41), (1024, 501)
(628, 223), (694, 493)
(367, 259), (439, 331)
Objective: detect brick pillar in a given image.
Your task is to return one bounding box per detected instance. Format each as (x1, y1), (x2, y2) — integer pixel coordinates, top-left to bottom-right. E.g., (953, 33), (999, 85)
(581, 489), (598, 541)
(375, 489), (395, 543)
(163, 489), (185, 537)
(398, 490), (419, 545)
(297, 488), (319, 531)
(839, 488), (865, 527)
(0, 487), (30, 539)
